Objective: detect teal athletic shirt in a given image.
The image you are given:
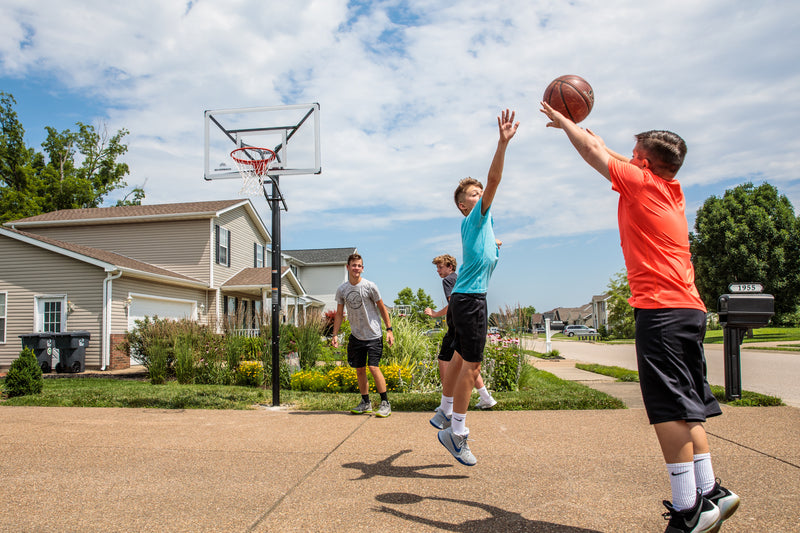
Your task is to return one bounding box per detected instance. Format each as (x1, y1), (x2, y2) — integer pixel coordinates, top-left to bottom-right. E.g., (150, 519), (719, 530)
(452, 197), (499, 294)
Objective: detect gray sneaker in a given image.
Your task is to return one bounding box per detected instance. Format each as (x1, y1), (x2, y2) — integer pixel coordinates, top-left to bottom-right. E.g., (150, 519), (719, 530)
(437, 427), (476, 466)
(475, 396), (498, 409)
(350, 399), (373, 414)
(375, 400), (392, 418)
(430, 408), (451, 429)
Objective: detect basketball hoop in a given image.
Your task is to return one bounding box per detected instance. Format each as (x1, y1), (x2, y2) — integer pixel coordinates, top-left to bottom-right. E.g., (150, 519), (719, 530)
(230, 146), (277, 196)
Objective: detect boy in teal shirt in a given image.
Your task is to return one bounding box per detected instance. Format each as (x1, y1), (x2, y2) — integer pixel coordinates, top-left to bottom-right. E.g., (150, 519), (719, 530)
(436, 109), (518, 466)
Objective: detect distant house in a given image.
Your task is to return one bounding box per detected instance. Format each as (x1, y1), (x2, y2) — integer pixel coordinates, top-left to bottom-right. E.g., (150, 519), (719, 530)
(0, 200), (322, 371)
(591, 293), (611, 331)
(282, 247), (356, 313)
(541, 303), (594, 331)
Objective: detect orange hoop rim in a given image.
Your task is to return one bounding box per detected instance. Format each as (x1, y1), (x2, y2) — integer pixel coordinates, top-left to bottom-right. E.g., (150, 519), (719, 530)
(230, 146), (277, 176)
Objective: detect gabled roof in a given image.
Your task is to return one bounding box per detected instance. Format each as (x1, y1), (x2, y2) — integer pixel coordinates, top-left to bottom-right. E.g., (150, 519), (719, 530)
(283, 247), (356, 265)
(0, 227), (206, 288)
(222, 266), (304, 296)
(3, 199), (270, 242)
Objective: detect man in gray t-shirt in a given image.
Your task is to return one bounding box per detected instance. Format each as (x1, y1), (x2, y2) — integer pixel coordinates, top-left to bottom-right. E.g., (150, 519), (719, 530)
(332, 253), (394, 417)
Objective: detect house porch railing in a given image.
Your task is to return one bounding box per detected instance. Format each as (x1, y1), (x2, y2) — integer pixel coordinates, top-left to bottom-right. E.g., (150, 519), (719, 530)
(229, 328), (261, 338)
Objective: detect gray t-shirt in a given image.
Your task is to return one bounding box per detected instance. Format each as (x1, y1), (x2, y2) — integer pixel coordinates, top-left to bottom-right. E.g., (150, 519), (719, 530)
(335, 278), (383, 341)
(442, 272), (457, 302)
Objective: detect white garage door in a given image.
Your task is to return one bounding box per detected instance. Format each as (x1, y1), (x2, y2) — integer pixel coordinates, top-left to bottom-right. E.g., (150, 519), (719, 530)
(128, 296), (195, 364)
(128, 296), (195, 326)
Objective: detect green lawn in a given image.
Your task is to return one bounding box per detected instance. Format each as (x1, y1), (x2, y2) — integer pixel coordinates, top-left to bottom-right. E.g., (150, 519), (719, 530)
(575, 363), (783, 407)
(703, 327), (800, 344)
(0, 364), (626, 411)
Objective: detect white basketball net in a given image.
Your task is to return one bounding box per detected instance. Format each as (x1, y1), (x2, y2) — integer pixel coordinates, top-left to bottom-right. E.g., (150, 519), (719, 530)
(230, 147), (277, 196)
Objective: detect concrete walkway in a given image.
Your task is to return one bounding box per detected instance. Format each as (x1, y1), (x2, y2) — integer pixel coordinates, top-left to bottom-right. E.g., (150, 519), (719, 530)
(1, 347), (798, 531)
(1, 404), (797, 532)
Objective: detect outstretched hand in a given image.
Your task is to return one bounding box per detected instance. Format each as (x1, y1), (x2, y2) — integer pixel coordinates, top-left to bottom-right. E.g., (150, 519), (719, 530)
(498, 109), (520, 143)
(540, 101), (567, 129)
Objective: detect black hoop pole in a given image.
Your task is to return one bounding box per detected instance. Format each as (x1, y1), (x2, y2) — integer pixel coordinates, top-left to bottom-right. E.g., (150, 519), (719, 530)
(268, 175), (282, 406)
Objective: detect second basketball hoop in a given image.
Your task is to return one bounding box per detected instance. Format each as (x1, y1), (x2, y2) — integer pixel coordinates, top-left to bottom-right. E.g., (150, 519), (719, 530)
(230, 146), (277, 196)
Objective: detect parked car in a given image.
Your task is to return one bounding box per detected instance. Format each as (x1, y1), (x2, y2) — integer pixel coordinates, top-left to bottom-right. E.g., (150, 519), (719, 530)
(562, 325), (598, 337)
(534, 326), (546, 334)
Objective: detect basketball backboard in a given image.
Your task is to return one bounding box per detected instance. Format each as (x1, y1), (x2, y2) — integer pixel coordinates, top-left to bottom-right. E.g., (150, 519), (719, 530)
(204, 103), (320, 180)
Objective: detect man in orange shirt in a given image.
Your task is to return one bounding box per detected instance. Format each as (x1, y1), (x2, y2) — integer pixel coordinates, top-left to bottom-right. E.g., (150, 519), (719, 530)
(541, 101), (738, 533)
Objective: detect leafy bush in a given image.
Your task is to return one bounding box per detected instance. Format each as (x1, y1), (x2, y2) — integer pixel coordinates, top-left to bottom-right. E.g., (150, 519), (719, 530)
(380, 363), (413, 392)
(322, 365), (359, 393)
(384, 317), (435, 367)
(148, 341), (170, 385)
(235, 360), (264, 387)
(289, 363), (415, 393)
(485, 350), (521, 392)
(125, 317), (208, 372)
(3, 348), (44, 397)
(174, 339), (196, 384)
(291, 369), (331, 392)
(483, 336), (523, 392)
(295, 315), (324, 370)
(196, 334), (231, 385)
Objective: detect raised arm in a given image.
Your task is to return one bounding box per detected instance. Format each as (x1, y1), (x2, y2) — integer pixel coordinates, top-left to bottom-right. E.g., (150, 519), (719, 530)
(481, 109), (520, 215)
(540, 102), (611, 181)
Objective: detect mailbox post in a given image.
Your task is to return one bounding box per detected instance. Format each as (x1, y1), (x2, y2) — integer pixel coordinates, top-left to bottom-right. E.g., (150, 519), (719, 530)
(717, 283), (774, 400)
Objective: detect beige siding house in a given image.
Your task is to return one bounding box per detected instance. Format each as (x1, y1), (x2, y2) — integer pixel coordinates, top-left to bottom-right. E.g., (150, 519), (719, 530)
(0, 199), (312, 371)
(283, 248), (356, 312)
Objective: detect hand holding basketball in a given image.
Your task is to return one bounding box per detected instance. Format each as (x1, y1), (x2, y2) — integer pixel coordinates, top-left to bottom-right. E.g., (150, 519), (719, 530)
(542, 75), (594, 124)
(540, 101), (566, 129)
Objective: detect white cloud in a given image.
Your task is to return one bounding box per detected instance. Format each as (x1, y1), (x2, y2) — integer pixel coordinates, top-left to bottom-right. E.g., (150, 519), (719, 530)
(2, 0), (799, 309)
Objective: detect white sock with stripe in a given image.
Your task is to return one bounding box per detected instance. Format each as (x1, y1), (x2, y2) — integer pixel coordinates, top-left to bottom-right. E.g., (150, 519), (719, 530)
(667, 462), (697, 511)
(476, 386), (491, 402)
(438, 395), (453, 416)
(693, 453), (716, 496)
(451, 412), (467, 436)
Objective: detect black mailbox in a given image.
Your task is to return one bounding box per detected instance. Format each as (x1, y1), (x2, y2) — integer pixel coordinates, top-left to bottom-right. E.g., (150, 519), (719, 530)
(718, 291), (774, 400)
(718, 293), (774, 328)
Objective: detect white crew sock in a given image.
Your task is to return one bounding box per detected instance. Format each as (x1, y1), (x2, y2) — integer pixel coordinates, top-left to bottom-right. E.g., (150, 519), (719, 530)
(693, 453), (716, 496)
(451, 412), (467, 436)
(476, 386), (492, 402)
(667, 462), (698, 511)
(439, 395), (453, 416)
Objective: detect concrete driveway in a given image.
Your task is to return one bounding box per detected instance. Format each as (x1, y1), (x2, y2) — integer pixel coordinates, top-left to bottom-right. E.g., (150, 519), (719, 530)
(526, 337), (800, 407)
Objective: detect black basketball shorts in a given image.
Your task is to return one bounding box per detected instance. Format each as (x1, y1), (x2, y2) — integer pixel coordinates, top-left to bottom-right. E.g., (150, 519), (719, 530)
(347, 335), (383, 368)
(449, 292), (487, 363)
(634, 308), (722, 425)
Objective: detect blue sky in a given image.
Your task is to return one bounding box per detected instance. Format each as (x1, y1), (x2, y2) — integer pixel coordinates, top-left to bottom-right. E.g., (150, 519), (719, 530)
(2, 0), (799, 314)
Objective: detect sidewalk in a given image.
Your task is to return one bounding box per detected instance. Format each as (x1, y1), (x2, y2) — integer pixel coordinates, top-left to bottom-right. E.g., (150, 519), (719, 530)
(1, 404), (798, 531)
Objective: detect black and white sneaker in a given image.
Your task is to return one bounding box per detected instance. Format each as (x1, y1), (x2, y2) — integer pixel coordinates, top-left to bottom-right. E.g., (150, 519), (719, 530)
(705, 479), (740, 533)
(662, 489), (720, 533)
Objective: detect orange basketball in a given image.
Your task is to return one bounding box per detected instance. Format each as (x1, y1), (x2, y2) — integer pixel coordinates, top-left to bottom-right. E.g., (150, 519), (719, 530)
(543, 75), (594, 123)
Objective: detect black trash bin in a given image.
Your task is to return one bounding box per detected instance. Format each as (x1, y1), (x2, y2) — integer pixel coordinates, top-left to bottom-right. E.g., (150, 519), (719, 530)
(19, 333), (56, 373)
(53, 331), (90, 373)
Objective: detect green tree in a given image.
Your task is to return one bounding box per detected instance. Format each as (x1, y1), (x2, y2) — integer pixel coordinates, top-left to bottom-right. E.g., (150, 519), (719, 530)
(606, 270), (635, 339)
(394, 287), (436, 324)
(0, 93), (41, 222)
(40, 122), (131, 211)
(690, 182), (800, 323)
(519, 305), (537, 330)
(0, 92), (139, 223)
